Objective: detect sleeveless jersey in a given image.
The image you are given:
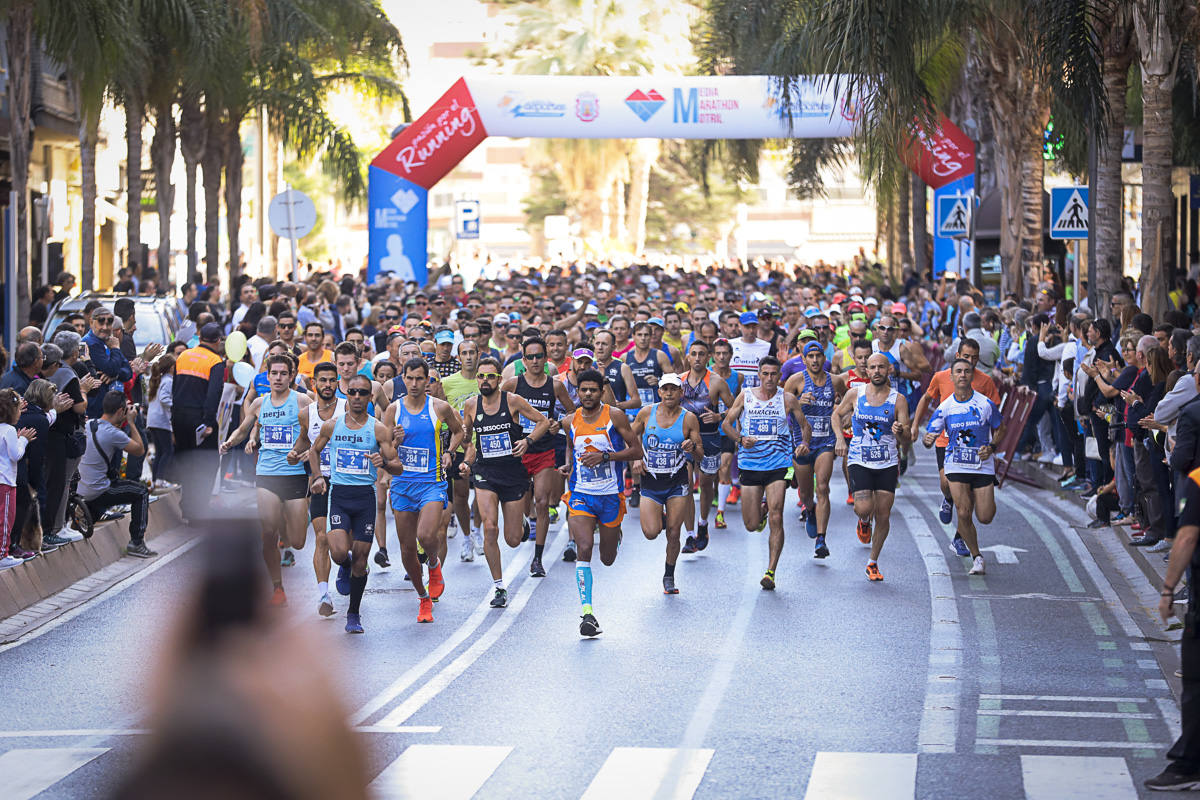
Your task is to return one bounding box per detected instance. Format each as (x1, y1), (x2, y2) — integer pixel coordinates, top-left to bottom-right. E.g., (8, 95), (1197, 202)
(393, 396), (443, 484)
(474, 393), (525, 472)
(257, 391), (304, 476)
(848, 385), (900, 469)
(798, 369), (835, 447)
(562, 375), (580, 407)
(715, 370), (742, 417)
(730, 337), (771, 388)
(600, 359), (628, 403)
(873, 339), (907, 392)
(329, 414), (378, 486)
(681, 370), (717, 433)
(642, 403), (687, 479)
(626, 349), (663, 406)
(308, 398), (346, 476)
(515, 374), (556, 453)
(737, 388), (792, 471)
(567, 405), (623, 495)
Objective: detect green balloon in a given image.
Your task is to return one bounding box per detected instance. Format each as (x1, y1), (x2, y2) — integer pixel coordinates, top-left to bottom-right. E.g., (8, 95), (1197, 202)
(225, 331), (247, 361)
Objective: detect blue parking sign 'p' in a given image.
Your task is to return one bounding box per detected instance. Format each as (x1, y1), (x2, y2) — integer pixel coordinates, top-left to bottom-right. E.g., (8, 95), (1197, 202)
(456, 200), (480, 240)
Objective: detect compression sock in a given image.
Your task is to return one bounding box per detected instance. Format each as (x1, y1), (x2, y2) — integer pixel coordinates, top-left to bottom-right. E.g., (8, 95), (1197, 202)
(576, 561), (593, 615)
(718, 484), (731, 511)
(349, 574), (367, 614)
(535, 544), (545, 560)
(664, 561), (676, 578)
(317, 581), (329, 596)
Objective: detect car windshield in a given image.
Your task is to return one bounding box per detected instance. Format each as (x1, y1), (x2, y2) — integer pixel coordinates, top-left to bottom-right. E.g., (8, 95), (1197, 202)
(132, 306), (167, 349)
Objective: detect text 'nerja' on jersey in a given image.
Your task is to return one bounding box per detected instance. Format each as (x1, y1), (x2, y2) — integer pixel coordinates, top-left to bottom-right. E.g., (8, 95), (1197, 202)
(329, 414), (379, 486)
(925, 390), (1001, 475)
(257, 391), (305, 476)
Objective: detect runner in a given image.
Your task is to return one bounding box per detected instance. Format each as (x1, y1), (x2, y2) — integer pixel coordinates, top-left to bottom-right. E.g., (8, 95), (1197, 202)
(564, 369), (642, 636)
(721, 356), (811, 589)
(305, 374), (402, 634)
(461, 356), (550, 608)
(729, 311), (772, 388)
(625, 322), (673, 509)
(220, 354), (313, 606)
(921, 357), (1005, 575)
(709, 338), (744, 529)
(441, 339), (483, 562)
(837, 339), (873, 505)
(872, 312), (930, 473)
(630, 373), (702, 594)
(385, 357), (464, 624)
(830, 353), (912, 582)
(678, 340), (722, 552)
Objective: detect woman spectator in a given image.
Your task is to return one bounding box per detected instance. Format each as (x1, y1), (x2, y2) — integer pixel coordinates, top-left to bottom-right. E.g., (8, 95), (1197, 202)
(15, 379), (57, 555)
(147, 354), (177, 488)
(41, 340), (90, 544)
(1141, 345), (1177, 549)
(0, 390), (34, 569)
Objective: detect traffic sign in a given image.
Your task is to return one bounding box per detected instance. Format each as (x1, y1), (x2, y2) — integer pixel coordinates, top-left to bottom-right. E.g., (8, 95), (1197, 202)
(455, 200), (480, 240)
(1050, 186), (1088, 239)
(936, 194), (970, 239)
(268, 189), (317, 240)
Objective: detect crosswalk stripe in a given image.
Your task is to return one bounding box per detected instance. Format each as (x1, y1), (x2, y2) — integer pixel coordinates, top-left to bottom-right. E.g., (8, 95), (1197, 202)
(1021, 755), (1137, 799)
(803, 752), (917, 800)
(368, 745), (511, 799)
(0, 747), (108, 800)
(580, 747), (714, 800)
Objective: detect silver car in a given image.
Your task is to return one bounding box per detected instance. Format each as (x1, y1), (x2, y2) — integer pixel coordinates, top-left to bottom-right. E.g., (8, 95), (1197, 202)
(42, 292), (182, 349)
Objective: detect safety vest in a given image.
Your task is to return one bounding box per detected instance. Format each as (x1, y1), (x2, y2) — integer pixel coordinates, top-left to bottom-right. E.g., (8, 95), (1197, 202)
(176, 345), (223, 380)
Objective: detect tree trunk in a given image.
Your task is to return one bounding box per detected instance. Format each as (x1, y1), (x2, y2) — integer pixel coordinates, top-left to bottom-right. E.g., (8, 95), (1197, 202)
(6, 3), (33, 323)
(1018, 102), (1049, 297)
(887, 194), (899, 282)
(898, 172), (912, 276)
(912, 176), (929, 280)
(202, 110), (225, 285)
(126, 90), (144, 275)
(152, 97), (176, 284)
(224, 114), (245, 281)
(626, 139), (657, 255)
(179, 93), (207, 279)
(79, 109), (99, 291)
(1094, 19), (1132, 321)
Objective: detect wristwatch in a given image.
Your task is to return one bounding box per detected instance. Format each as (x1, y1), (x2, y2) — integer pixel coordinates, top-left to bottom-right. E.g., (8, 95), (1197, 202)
(602, 452), (611, 463)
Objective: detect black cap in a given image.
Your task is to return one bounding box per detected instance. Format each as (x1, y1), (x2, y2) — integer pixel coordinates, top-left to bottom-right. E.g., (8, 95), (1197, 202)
(200, 323), (223, 342)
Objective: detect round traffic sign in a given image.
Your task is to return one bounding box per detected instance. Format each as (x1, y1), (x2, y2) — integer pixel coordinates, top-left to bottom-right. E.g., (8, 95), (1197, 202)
(268, 189), (317, 240)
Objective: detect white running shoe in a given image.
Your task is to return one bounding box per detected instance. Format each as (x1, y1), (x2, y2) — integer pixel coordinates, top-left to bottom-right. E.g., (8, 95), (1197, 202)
(969, 556), (986, 575)
(474, 529), (484, 556)
(447, 516), (458, 539)
(1036, 451), (1056, 464)
(0, 556), (23, 570)
(58, 527), (85, 543)
(460, 533), (475, 562)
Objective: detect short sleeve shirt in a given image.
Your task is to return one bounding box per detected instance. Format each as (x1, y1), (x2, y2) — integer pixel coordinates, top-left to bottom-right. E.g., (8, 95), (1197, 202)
(78, 419), (131, 500)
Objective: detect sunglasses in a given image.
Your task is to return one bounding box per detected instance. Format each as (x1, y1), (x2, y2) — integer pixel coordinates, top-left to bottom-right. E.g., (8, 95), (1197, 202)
(525, 352), (546, 359)
(346, 388), (371, 397)
(876, 325), (897, 332)
(279, 322), (295, 329)
(477, 372), (501, 380)
(94, 316), (114, 324)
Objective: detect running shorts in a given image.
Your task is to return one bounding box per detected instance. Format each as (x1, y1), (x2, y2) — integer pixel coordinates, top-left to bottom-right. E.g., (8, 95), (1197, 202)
(389, 478), (448, 514)
(567, 491), (625, 526)
(696, 433), (721, 474)
(640, 469), (690, 505)
(328, 484), (377, 543)
(946, 472), (996, 490)
(740, 467), (791, 487)
(309, 489), (329, 520)
(256, 474), (308, 502)
(554, 436), (568, 469)
(848, 464), (899, 494)
(794, 443), (834, 466)
(522, 448), (557, 477)
(472, 464), (530, 504)
(720, 434), (736, 454)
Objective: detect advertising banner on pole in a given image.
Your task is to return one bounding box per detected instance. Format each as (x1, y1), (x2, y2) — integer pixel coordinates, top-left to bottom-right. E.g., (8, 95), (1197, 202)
(902, 114), (975, 189)
(368, 166), (428, 284)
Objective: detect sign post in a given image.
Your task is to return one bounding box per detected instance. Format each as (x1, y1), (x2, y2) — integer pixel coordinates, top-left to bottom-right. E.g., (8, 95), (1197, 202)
(1050, 185), (1089, 305)
(268, 186), (317, 282)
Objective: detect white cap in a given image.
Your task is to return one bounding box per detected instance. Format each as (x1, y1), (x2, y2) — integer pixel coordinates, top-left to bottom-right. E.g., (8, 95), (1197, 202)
(658, 373), (683, 389)
(598, 281), (613, 291)
(584, 303), (599, 315)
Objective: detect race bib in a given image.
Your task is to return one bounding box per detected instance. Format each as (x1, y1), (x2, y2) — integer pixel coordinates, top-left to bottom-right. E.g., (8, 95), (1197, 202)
(578, 462), (613, 483)
(335, 448), (371, 475)
(744, 373), (761, 388)
(399, 445), (431, 473)
(646, 448), (678, 472)
(480, 432), (513, 458)
(638, 387), (656, 404)
(746, 417), (780, 439)
(261, 425), (294, 450)
(319, 448), (331, 474)
(861, 444), (888, 463)
(810, 416), (831, 438)
(701, 453), (720, 473)
(520, 414), (537, 434)
(951, 446), (981, 467)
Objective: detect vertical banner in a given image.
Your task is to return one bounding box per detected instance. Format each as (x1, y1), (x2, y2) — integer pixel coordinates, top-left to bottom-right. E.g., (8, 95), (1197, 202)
(368, 166), (429, 285)
(933, 174), (974, 280)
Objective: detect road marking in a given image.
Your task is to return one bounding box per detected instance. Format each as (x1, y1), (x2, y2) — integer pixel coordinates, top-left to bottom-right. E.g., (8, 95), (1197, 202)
(1002, 497), (1085, 592)
(374, 525), (567, 727)
(802, 752), (917, 800)
(1020, 755), (1137, 799)
(981, 695), (1147, 703)
(978, 709), (1155, 719)
(583, 747), (714, 800)
(368, 744), (511, 799)
(0, 536), (202, 654)
(979, 544), (1027, 564)
(0, 747), (108, 800)
(1156, 697), (1182, 742)
(0, 729), (149, 738)
(978, 738), (1168, 749)
(960, 592), (1101, 602)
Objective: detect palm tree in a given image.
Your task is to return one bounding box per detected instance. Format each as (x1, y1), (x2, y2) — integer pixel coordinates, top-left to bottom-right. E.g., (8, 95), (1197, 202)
(3, 0), (34, 321)
(1092, 5), (1134, 319)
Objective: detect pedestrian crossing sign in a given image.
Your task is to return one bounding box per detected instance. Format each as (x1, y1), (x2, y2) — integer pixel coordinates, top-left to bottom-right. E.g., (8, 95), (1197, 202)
(1050, 186), (1088, 239)
(936, 195), (970, 239)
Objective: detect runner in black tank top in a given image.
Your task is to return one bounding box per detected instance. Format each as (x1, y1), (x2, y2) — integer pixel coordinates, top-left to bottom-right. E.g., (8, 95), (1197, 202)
(516, 374), (556, 454)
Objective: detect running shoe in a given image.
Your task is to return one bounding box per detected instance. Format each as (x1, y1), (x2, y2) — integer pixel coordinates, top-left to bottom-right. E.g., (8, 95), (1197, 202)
(548, 506), (559, 523)
(270, 586), (288, 606)
(280, 549), (295, 568)
(866, 562), (883, 582)
(579, 613), (602, 637)
(760, 570), (776, 590)
(490, 587), (508, 608)
(663, 575), (679, 594)
(758, 499), (768, 531)
(682, 535), (698, 554)
(952, 535), (971, 557)
(856, 518), (872, 544)
(0, 556), (22, 570)
(11, 545), (38, 560)
(630, 488), (641, 508)
(428, 563), (445, 600)
(805, 513), (818, 539)
(969, 555), (986, 575)
(814, 536), (829, 559)
(460, 534), (475, 562)
(728, 486), (741, 504)
(345, 612), (364, 634)
(715, 511), (727, 529)
(1144, 766), (1200, 791)
(43, 532), (72, 549)
(899, 455), (908, 476)
(524, 517), (533, 541)
(797, 499), (808, 516)
(58, 527), (85, 543)
(530, 557), (546, 577)
(563, 539), (578, 561)
(696, 524), (710, 552)
(126, 541), (156, 558)
(939, 498), (953, 525)
(447, 517), (457, 539)
(336, 561), (351, 596)
(474, 535), (485, 556)
(418, 596), (434, 622)
(318, 593), (335, 617)
(374, 548), (391, 568)
(846, 492), (854, 506)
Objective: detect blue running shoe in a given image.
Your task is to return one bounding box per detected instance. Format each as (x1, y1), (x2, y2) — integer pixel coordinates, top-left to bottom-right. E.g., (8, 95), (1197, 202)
(336, 561), (351, 596)
(806, 514), (819, 539)
(345, 612), (364, 634)
(939, 498), (953, 525)
(814, 535), (829, 559)
(952, 535), (970, 557)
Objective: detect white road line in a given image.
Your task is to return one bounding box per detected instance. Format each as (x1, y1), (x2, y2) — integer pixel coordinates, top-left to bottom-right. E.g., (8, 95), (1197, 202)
(1000, 496), (1085, 593)
(582, 747), (714, 800)
(351, 527), (546, 725)
(368, 744), (511, 800)
(980, 695), (1147, 703)
(978, 738), (1166, 749)
(0, 729), (149, 738)
(1156, 697), (1182, 742)
(0, 536), (202, 654)
(1020, 755), (1137, 800)
(0, 747), (108, 800)
(802, 752), (917, 800)
(374, 524), (567, 727)
(978, 709), (1155, 719)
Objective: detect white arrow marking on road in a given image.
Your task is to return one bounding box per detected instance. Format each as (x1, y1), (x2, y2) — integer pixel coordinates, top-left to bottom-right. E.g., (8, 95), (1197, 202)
(0, 747), (108, 800)
(980, 544), (1028, 564)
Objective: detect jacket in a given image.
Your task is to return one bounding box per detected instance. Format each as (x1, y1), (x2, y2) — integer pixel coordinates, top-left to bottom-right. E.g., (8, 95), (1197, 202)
(172, 344), (226, 429)
(81, 330), (133, 418)
(1169, 396), (1200, 475)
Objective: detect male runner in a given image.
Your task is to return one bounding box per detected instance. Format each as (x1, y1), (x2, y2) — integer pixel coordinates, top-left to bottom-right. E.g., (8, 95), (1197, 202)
(838, 339), (873, 505)
(679, 340), (722, 552)
(462, 357), (549, 608)
(631, 373), (702, 594)
(922, 357), (1005, 575)
(441, 339), (482, 561)
(721, 356), (811, 589)
(298, 321), (333, 380)
(709, 338), (744, 528)
(220, 354), (313, 606)
(647, 317), (681, 367)
(306, 375), (402, 634)
(872, 312), (930, 473)
(729, 311), (772, 388)
(386, 357), (464, 623)
(564, 369), (642, 636)
(831, 353), (911, 582)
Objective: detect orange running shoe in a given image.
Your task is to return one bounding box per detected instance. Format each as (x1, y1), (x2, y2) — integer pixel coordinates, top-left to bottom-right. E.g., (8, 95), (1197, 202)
(417, 596), (434, 623)
(270, 586), (288, 607)
(846, 493), (854, 506)
(866, 562), (883, 581)
(428, 562), (445, 600)
(728, 486), (741, 505)
(856, 518), (872, 544)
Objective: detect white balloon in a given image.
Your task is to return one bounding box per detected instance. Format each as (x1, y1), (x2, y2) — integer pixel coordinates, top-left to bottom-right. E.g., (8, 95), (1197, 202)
(232, 361), (255, 389)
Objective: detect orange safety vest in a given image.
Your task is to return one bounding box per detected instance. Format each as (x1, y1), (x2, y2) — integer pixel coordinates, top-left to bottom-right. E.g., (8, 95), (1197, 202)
(176, 345), (223, 381)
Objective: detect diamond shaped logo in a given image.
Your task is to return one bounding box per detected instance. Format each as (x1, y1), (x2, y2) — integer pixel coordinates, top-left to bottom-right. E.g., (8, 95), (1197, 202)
(391, 187), (419, 214)
(625, 89), (665, 122)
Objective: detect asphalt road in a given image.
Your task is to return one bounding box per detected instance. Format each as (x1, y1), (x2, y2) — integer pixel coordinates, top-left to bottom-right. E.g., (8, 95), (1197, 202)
(0, 454), (1183, 799)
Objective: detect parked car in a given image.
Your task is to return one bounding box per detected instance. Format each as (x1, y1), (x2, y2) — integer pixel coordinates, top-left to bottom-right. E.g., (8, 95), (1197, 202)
(42, 292), (182, 350)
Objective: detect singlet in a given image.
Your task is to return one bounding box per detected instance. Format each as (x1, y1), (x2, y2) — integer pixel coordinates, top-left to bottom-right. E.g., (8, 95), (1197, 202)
(390, 373), (438, 404)
(730, 337), (771, 388)
(256, 391), (304, 476)
(600, 359), (628, 404)
(715, 369), (742, 417)
(847, 385), (900, 469)
(798, 369), (835, 447)
(561, 375), (580, 407)
(737, 388), (792, 471)
(392, 396), (443, 484)
(642, 403), (688, 480)
(626, 349), (663, 405)
(926, 390), (1001, 476)
(329, 414), (378, 486)
(567, 405), (623, 496)
(474, 393), (525, 473)
(516, 374), (556, 453)
(659, 342), (675, 366)
(681, 370), (717, 433)
(307, 398), (346, 477)
(440, 372), (480, 413)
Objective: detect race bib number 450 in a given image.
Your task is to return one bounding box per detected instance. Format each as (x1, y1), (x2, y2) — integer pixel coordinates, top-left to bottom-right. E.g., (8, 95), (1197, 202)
(480, 433), (513, 458)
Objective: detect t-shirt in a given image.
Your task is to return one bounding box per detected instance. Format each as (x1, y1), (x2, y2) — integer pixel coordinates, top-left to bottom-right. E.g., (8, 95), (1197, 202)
(922, 369), (1000, 447)
(78, 419), (131, 500)
(298, 349), (334, 379)
(925, 390), (1002, 475)
(441, 372), (480, 413)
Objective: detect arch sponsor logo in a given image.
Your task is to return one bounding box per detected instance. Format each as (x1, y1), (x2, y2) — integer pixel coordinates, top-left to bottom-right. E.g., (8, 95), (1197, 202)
(497, 92), (565, 119)
(625, 89), (665, 122)
(575, 92), (599, 122)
